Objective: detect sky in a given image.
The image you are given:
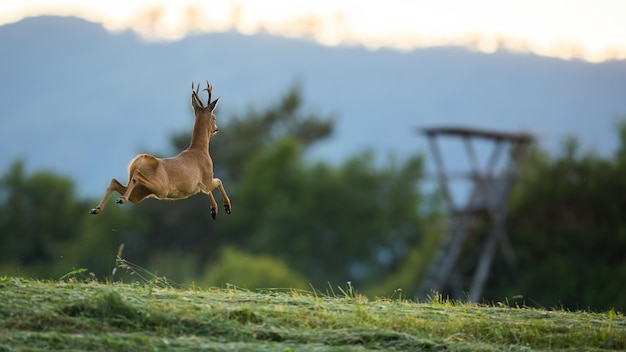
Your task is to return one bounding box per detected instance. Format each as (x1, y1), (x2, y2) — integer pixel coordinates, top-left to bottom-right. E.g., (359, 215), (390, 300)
(2, 0), (626, 63)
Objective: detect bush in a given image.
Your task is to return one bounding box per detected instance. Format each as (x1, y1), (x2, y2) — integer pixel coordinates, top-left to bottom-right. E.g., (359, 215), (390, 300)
(201, 246), (309, 290)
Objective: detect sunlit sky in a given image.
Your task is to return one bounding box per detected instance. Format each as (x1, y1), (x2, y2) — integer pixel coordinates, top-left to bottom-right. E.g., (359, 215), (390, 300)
(2, 0), (626, 62)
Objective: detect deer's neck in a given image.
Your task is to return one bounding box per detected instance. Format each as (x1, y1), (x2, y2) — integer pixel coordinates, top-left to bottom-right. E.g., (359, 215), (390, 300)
(188, 117), (211, 153)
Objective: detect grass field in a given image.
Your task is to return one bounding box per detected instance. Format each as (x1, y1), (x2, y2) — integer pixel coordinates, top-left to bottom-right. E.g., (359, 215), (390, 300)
(0, 276), (624, 351)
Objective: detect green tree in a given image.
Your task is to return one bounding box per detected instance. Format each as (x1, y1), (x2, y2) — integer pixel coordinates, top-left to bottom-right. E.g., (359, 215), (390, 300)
(0, 161), (85, 271)
(127, 85), (335, 268)
(228, 137), (425, 288)
(169, 84), (334, 186)
(0, 160), (145, 279)
(65, 203), (147, 279)
(487, 123), (626, 311)
(128, 85), (427, 289)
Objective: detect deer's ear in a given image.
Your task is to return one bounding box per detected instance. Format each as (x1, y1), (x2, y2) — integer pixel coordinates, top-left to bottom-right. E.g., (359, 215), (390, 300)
(208, 96), (221, 112)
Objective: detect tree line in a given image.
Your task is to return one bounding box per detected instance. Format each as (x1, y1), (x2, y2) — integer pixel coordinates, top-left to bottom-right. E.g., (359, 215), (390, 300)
(1, 86), (624, 311)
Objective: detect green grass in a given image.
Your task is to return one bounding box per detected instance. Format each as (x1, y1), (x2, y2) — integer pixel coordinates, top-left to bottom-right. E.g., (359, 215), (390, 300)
(0, 277), (624, 351)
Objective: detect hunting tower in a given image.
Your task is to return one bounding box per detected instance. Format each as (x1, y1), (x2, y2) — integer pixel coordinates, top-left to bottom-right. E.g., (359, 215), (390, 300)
(416, 126), (534, 301)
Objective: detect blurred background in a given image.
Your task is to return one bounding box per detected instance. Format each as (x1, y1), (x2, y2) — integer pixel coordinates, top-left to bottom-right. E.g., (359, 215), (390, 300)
(1, 0), (625, 311)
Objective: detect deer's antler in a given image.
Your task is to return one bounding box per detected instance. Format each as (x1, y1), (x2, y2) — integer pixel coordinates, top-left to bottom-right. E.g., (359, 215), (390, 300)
(203, 80), (213, 105)
(191, 81), (204, 109)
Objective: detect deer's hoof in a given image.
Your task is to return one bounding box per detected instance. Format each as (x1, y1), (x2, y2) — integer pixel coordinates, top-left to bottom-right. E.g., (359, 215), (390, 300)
(210, 207), (217, 220)
(225, 204), (231, 214)
(116, 197), (127, 204)
(89, 207), (101, 215)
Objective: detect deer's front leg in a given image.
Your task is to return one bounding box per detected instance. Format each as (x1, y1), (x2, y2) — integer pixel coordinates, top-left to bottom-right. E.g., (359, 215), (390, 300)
(211, 178), (231, 214)
(89, 178), (126, 214)
(207, 191), (218, 219)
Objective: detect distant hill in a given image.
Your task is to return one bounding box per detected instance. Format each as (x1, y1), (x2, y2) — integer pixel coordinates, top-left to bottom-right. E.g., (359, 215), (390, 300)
(2, 16), (625, 197)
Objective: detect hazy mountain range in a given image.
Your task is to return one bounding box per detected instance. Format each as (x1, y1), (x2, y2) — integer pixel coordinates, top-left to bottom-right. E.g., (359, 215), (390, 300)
(2, 16), (626, 198)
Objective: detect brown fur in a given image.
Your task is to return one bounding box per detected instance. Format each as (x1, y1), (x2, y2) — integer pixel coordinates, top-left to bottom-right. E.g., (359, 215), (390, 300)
(89, 82), (231, 219)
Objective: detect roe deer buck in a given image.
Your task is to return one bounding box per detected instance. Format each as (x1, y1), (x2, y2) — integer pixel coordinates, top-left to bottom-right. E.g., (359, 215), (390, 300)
(89, 81), (231, 219)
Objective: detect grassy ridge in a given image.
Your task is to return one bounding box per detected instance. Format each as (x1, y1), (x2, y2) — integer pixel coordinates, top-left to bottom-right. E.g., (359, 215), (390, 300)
(0, 277), (624, 351)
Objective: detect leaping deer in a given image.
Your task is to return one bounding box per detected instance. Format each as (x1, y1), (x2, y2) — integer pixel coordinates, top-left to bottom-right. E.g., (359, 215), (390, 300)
(89, 81), (231, 219)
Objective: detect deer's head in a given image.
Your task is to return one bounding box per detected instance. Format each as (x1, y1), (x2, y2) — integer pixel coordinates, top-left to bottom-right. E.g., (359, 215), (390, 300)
(191, 81), (221, 135)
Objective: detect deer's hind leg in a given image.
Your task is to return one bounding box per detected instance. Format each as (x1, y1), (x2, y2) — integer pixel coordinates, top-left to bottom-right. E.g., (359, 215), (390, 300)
(89, 178), (127, 214)
(116, 168), (168, 204)
(116, 154), (167, 204)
